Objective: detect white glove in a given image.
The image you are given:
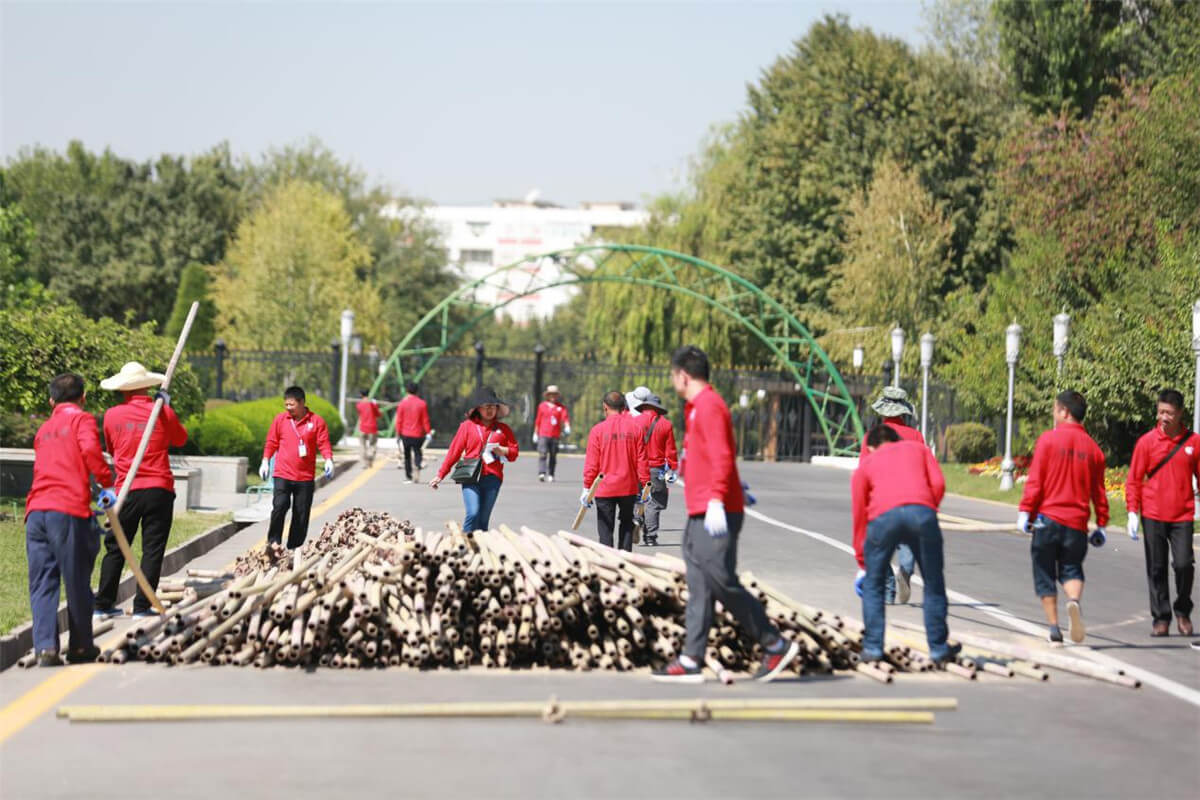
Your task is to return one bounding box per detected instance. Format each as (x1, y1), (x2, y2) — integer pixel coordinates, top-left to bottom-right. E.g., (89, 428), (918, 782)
(532, 432), (539, 444)
(1127, 512), (1140, 541)
(664, 468), (678, 484)
(259, 460), (271, 481)
(424, 431), (434, 448)
(323, 459), (334, 479)
(1016, 511), (1030, 533)
(704, 500), (728, 537)
(580, 488), (593, 508)
(563, 424), (571, 436)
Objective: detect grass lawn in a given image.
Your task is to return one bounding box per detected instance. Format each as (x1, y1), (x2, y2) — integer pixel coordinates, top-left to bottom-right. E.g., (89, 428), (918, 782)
(941, 463), (1129, 528)
(0, 499), (231, 635)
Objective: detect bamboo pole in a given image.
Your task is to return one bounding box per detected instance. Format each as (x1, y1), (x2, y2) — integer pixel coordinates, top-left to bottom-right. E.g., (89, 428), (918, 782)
(572, 474), (603, 530)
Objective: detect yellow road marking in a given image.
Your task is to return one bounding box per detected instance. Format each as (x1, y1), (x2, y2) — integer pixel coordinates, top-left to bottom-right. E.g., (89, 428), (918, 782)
(0, 462), (384, 744)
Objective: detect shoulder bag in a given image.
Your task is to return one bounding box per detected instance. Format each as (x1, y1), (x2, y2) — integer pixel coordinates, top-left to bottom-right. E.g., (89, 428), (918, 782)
(451, 424), (486, 485)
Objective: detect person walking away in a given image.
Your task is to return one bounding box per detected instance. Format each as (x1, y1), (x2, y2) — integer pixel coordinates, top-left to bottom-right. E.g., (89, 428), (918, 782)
(582, 391), (650, 551)
(397, 382), (433, 484)
(533, 384), (570, 482)
(95, 362), (188, 620)
(852, 424), (959, 666)
(355, 389), (382, 465)
(626, 386), (678, 546)
(430, 386), (518, 533)
(260, 386), (333, 551)
(652, 346), (799, 683)
(1125, 389), (1200, 636)
(1018, 390), (1108, 645)
(861, 386), (924, 605)
(25, 373), (114, 666)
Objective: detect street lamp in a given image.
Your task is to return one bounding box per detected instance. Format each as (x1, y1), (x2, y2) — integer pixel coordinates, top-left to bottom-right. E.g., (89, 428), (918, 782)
(890, 326), (905, 388)
(852, 344), (865, 421)
(339, 309), (355, 427)
(920, 333), (935, 444)
(1192, 299), (1200, 432)
(1000, 320), (1022, 491)
(852, 345), (864, 372)
(1053, 312), (1070, 379)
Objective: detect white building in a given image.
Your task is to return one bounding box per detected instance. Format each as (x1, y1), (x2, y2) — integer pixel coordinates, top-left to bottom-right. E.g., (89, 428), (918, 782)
(388, 191), (648, 322)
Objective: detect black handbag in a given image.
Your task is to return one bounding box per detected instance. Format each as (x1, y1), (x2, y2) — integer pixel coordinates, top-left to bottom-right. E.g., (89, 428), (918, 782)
(451, 424), (487, 484)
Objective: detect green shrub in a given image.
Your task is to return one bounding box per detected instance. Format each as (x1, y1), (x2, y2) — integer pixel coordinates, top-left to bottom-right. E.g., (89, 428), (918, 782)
(188, 413), (256, 460)
(0, 412), (47, 448)
(201, 394), (345, 468)
(945, 422), (997, 463)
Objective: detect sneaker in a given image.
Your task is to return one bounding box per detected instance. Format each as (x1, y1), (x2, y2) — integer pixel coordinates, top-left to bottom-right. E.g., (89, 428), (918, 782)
(754, 639), (800, 682)
(651, 659), (704, 684)
(403, 479), (413, 485)
(37, 649), (62, 668)
(895, 566), (911, 605)
(93, 606), (123, 621)
(1047, 625), (1064, 646)
(931, 642), (962, 668)
(643, 535), (658, 546)
(1191, 640), (1200, 651)
(67, 645), (101, 664)
(538, 473), (546, 482)
(1066, 600), (1085, 643)
(131, 610), (160, 620)
(546, 475), (554, 483)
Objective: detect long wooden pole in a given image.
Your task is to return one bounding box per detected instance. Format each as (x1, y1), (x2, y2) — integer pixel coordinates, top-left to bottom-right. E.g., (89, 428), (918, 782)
(105, 301), (200, 614)
(571, 474), (603, 530)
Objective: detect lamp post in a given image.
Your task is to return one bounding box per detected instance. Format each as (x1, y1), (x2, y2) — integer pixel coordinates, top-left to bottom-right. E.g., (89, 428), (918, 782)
(890, 326), (905, 388)
(920, 333), (935, 444)
(1192, 299), (1200, 432)
(1053, 312), (1070, 380)
(1000, 320), (1022, 491)
(339, 309), (354, 426)
(852, 345), (865, 421)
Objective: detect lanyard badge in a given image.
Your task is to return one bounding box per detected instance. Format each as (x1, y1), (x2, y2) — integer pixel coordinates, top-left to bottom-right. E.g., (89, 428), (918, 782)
(291, 417), (308, 458)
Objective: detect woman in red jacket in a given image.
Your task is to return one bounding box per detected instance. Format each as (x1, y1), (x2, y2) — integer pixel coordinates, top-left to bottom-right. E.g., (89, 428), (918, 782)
(429, 386), (518, 532)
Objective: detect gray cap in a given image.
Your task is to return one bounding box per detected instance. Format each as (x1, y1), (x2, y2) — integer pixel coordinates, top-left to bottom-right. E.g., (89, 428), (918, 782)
(624, 385), (666, 414)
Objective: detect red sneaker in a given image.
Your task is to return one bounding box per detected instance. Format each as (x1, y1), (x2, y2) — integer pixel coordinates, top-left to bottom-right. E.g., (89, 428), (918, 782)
(754, 640), (799, 682)
(651, 659), (704, 684)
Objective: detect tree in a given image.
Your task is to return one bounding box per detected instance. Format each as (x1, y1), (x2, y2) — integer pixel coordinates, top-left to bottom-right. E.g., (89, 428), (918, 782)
(165, 263), (217, 351)
(210, 180), (385, 352)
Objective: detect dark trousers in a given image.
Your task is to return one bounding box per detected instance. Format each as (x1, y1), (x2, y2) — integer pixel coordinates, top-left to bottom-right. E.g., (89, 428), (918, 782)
(537, 437), (559, 476)
(681, 512), (778, 661)
(1143, 517), (1195, 622)
(596, 495), (636, 551)
(644, 468), (669, 536)
(96, 487), (174, 613)
(268, 478), (316, 548)
(861, 504), (950, 662)
(26, 510), (100, 653)
(401, 436), (425, 480)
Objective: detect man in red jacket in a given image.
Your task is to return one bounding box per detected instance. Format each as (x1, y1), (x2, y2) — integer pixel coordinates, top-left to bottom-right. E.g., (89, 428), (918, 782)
(582, 391), (649, 551)
(355, 389), (382, 465)
(533, 384), (571, 482)
(260, 386), (334, 550)
(851, 423), (958, 666)
(26, 373), (114, 666)
(396, 382), (432, 484)
(1125, 388), (1199, 637)
(627, 386), (678, 546)
(653, 346), (799, 683)
(1019, 390), (1109, 645)
(96, 362), (188, 620)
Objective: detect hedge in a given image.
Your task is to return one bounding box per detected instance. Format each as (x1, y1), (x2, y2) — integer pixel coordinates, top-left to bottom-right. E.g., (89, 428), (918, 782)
(186, 413), (256, 461)
(194, 395), (345, 467)
(945, 422), (997, 464)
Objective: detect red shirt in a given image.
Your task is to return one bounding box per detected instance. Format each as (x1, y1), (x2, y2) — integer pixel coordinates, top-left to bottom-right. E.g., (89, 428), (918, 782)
(860, 418), (925, 456)
(438, 419), (518, 481)
(263, 410), (333, 482)
(1125, 427), (1200, 523)
(1019, 422), (1109, 531)
(355, 398), (382, 435)
(681, 385), (744, 515)
(26, 402), (113, 519)
(636, 412), (679, 470)
(534, 400), (571, 438)
(103, 395), (188, 493)
(584, 411), (650, 497)
(396, 395), (431, 438)
(851, 440), (946, 568)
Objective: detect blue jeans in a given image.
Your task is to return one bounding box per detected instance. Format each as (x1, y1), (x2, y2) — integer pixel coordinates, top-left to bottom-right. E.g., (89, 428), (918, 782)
(861, 504), (950, 662)
(885, 543), (917, 603)
(462, 474), (502, 532)
(26, 510), (101, 653)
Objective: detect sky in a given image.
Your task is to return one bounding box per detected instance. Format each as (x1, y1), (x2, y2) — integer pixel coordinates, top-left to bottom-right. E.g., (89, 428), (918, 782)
(1, 1), (927, 206)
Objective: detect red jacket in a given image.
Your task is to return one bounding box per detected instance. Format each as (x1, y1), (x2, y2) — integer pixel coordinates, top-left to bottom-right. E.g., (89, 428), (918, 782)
(355, 398), (382, 435)
(860, 418), (925, 457)
(1125, 427), (1200, 523)
(851, 440), (946, 568)
(396, 395), (431, 438)
(263, 410), (333, 482)
(681, 385), (744, 515)
(103, 395), (188, 493)
(438, 419), (518, 481)
(636, 412), (679, 470)
(584, 411), (650, 498)
(26, 402), (114, 519)
(1019, 422), (1109, 531)
(534, 400), (570, 438)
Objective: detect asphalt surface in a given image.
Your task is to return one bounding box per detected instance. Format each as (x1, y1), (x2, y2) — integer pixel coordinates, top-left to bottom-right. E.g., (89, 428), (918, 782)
(2, 452), (1197, 799)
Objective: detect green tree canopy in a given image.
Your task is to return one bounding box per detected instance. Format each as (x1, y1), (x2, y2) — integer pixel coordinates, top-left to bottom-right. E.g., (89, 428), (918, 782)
(165, 263), (218, 351)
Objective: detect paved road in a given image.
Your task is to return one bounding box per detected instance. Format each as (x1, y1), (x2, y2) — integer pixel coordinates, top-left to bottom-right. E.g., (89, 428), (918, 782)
(2, 452), (1197, 799)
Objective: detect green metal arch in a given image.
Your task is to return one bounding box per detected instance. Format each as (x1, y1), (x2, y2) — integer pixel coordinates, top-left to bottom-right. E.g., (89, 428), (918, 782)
(370, 244), (862, 455)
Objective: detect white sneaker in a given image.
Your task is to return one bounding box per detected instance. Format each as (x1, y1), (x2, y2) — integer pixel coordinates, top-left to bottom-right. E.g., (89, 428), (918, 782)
(403, 479), (413, 485)
(1066, 600), (1085, 643)
(546, 475), (554, 483)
